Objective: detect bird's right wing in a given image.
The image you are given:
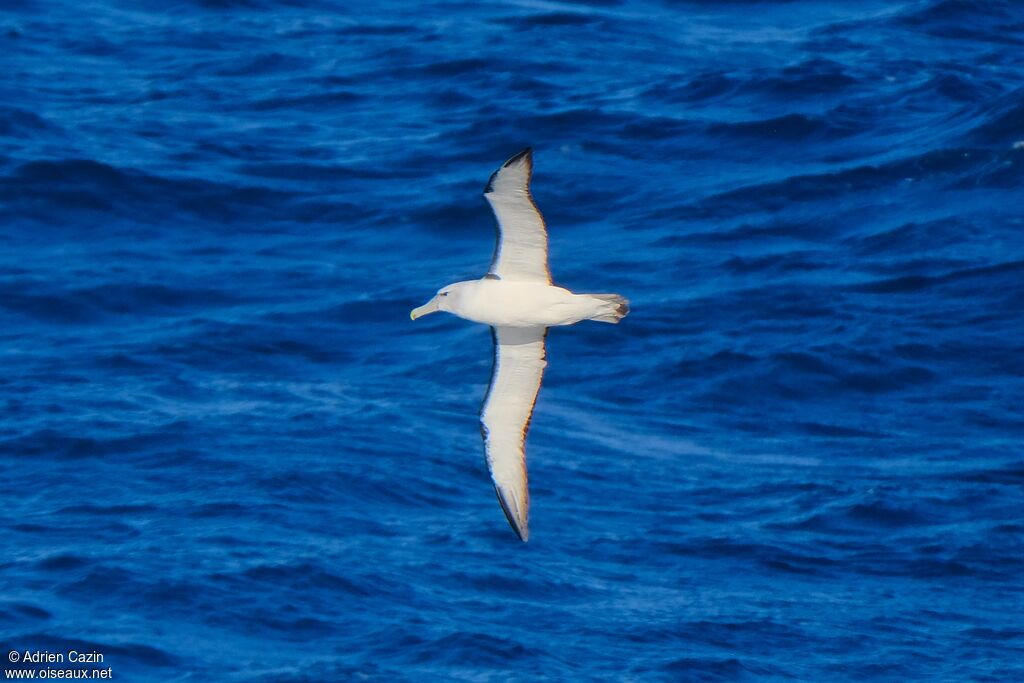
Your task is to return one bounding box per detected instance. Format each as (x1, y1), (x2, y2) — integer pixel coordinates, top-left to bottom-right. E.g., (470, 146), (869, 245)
(480, 325), (548, 541)
(483, 148), (551, 283)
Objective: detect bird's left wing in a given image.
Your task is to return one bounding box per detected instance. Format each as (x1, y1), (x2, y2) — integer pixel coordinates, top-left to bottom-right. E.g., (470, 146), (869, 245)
(480, 325), (548, 541)
(483, 148), (551, 283)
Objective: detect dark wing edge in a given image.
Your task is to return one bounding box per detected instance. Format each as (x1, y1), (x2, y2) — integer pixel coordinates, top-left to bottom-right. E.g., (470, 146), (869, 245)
(483, 147), (533, 194)
(479, 326), (548, 542)
(482, 148), (551, 283)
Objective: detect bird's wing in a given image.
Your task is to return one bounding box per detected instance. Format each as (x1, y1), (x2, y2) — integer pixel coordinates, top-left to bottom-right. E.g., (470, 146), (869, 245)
(480, 325), (548, 541)
(483, 148), (551, 283)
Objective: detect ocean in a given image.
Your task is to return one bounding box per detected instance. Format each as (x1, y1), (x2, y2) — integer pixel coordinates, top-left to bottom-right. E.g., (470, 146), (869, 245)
(1, 0), (1023, 680)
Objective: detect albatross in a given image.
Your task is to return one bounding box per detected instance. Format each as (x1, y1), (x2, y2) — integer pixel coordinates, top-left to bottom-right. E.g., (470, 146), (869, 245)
(410, 148), (629, 541)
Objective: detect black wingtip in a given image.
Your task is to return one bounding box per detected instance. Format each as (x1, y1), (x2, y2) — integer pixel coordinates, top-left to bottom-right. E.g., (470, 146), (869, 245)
(484, 147), (533, 194)
(503, 147), (532, 168)
(494, 486), (528, 542)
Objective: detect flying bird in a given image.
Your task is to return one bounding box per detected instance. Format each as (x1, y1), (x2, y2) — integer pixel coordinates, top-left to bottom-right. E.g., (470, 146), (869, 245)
(410, 148), (629, 541)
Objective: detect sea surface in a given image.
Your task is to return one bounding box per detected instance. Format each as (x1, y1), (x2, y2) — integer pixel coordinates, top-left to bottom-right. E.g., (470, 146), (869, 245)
(2, 1), (1023, 680)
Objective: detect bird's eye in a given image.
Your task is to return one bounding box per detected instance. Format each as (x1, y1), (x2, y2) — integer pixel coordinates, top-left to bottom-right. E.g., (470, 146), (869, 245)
(441, 292), (449, 297)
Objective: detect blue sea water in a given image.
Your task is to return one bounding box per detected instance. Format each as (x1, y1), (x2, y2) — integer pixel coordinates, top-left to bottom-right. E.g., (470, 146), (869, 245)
(2, 0), (1023, 680)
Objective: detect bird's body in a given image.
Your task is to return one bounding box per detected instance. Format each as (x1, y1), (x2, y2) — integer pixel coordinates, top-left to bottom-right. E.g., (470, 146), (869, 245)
(425, 279), (624, 328)
(411, 148), (628, 541)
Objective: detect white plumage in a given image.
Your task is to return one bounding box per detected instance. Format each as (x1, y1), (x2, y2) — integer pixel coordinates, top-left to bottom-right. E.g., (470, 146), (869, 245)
(483, 149), (551, 284)
(411, 148), (629, 541)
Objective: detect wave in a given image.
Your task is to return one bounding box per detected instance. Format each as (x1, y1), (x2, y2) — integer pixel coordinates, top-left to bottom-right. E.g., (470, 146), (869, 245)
(0, 427), (186, 461)
(659, 145), (1024, 220)
(0, 159), (301, 226)
(0, 280), (245, 323)
(0, 106), (62, 138)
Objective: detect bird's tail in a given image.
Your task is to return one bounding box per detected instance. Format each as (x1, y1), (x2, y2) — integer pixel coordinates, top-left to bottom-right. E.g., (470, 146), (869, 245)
(586, 294), (630, 324)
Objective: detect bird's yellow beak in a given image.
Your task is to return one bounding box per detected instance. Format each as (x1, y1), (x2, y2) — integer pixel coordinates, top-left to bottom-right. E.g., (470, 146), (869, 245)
(410, 296), (441, 320)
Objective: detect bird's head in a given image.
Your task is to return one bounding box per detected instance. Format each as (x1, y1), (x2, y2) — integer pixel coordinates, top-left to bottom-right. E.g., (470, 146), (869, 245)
(410, 281), (470, 320)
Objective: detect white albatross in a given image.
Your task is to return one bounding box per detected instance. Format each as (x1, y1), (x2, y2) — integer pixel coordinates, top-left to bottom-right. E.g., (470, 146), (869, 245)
(410, 148), (629, 541)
